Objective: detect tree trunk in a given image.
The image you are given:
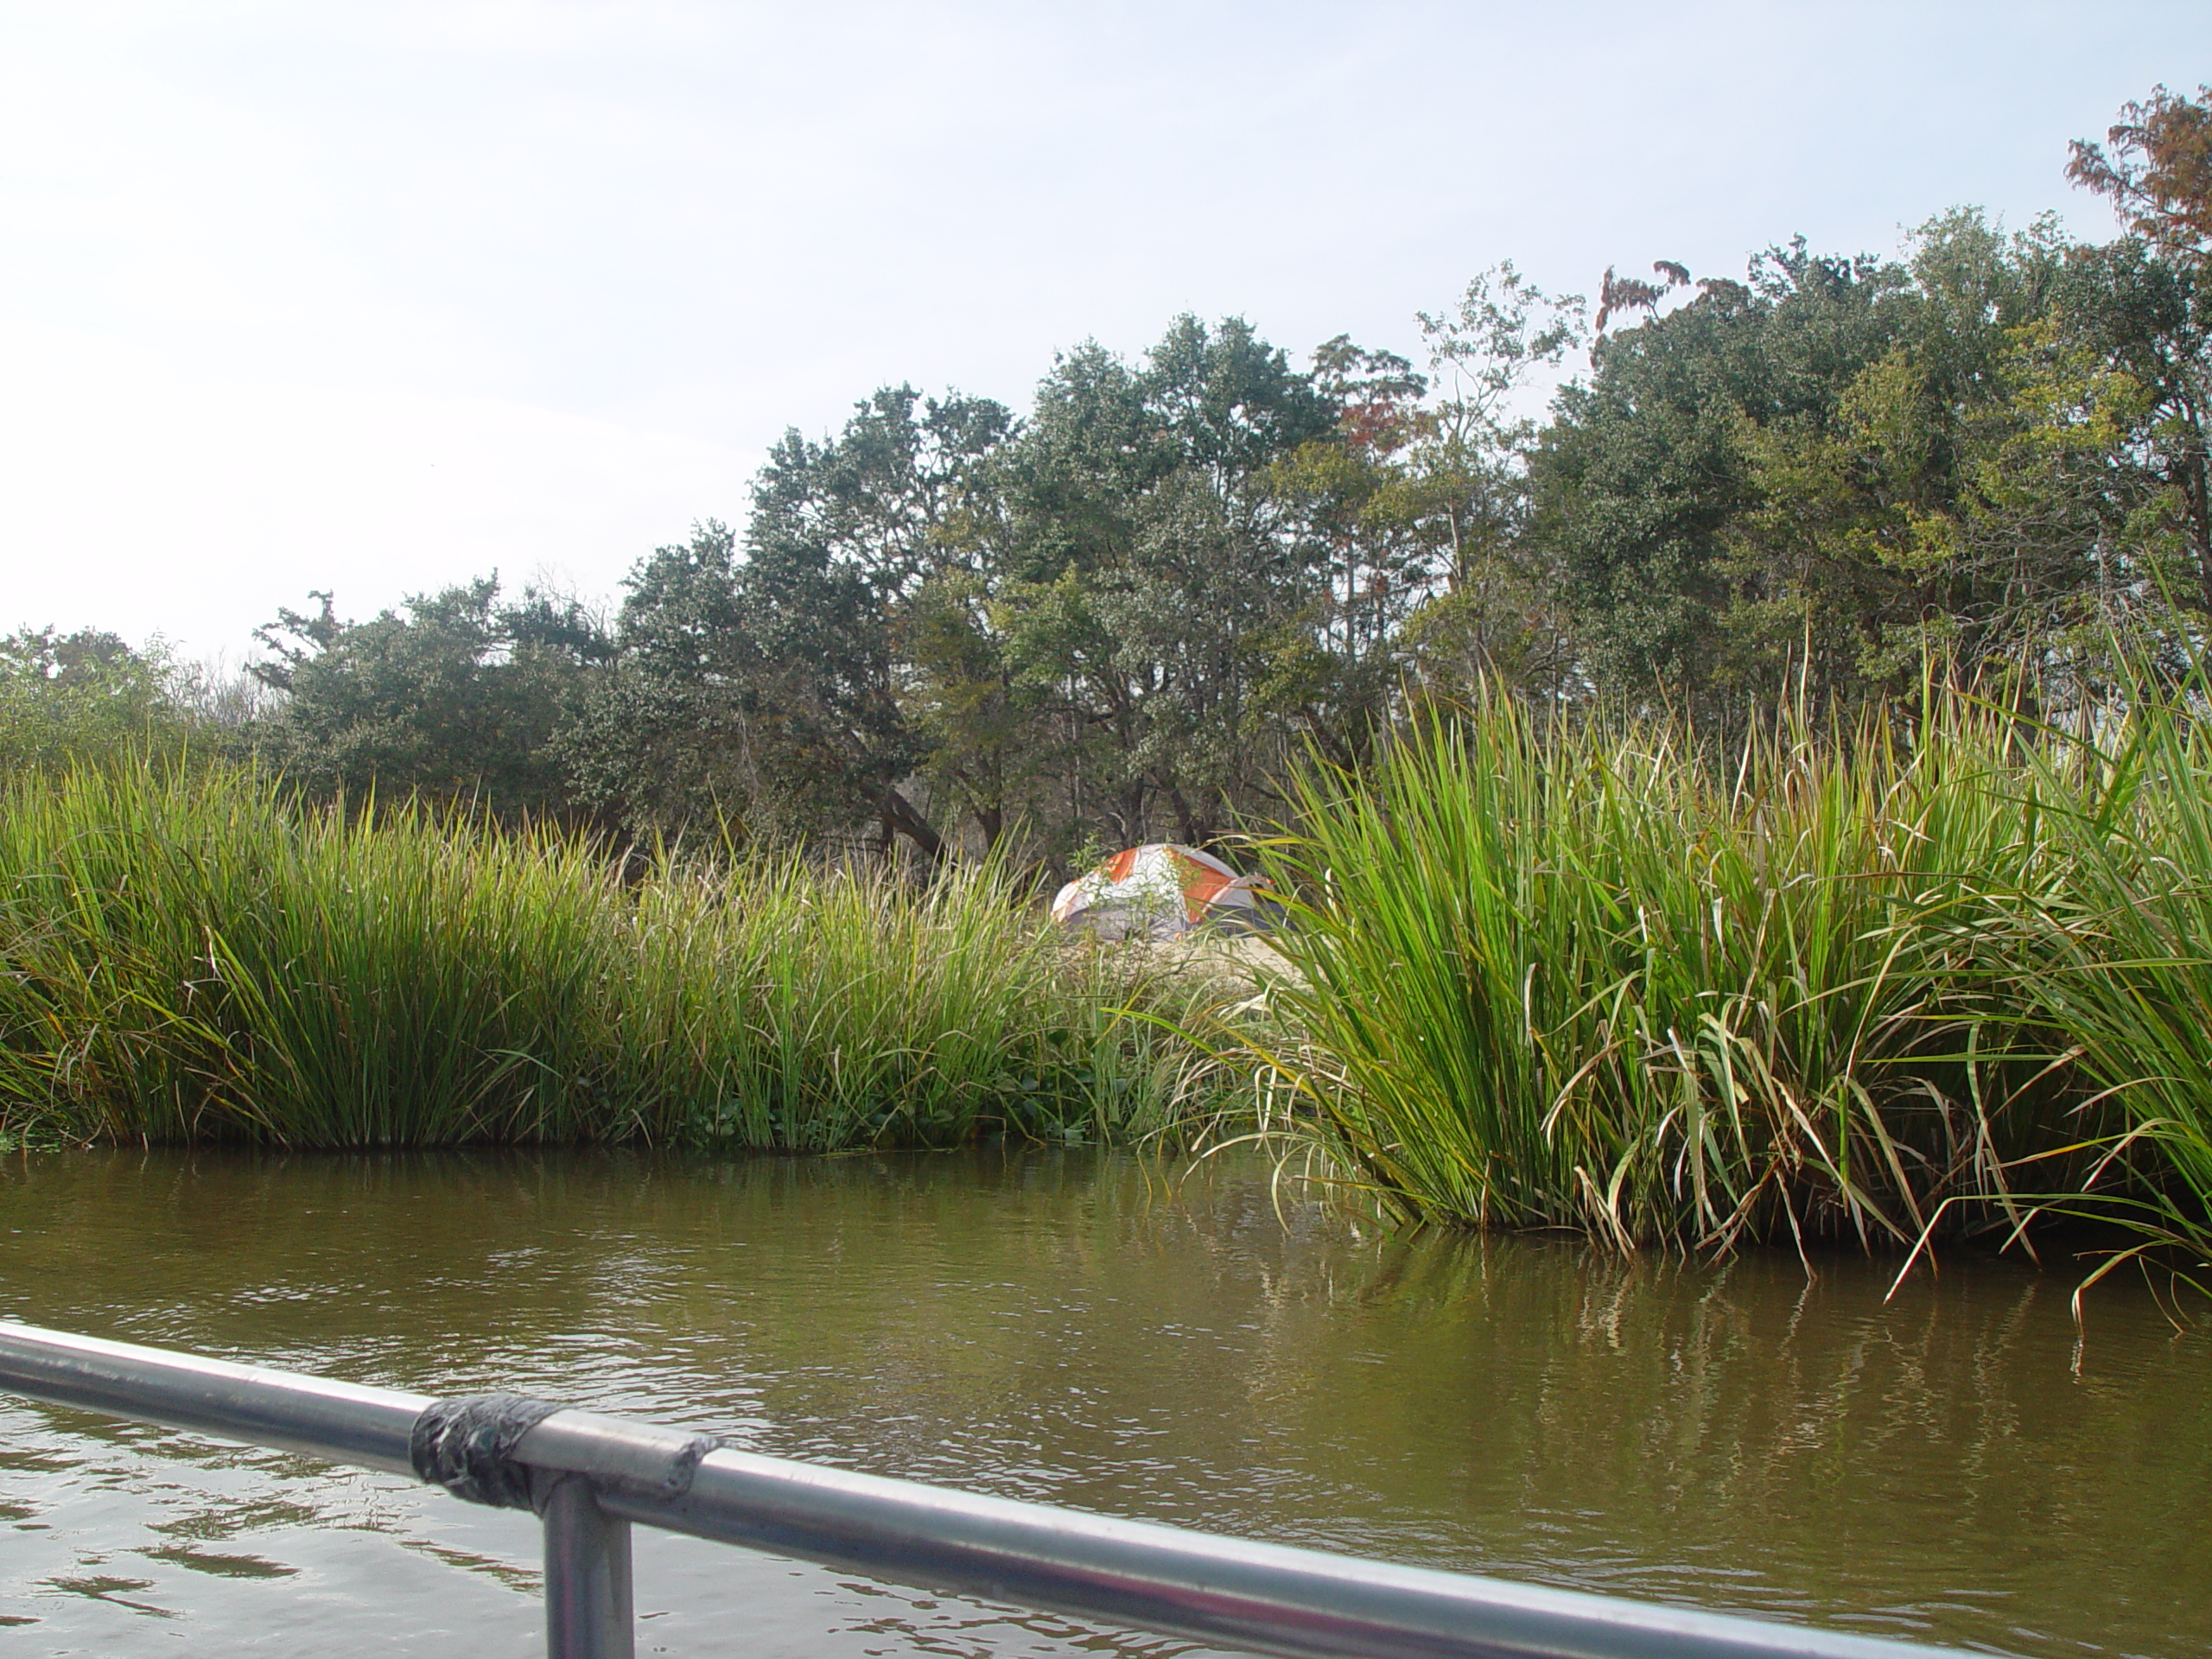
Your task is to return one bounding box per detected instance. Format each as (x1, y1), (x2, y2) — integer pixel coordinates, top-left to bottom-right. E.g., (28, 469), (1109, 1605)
(878, 785), (946, 868)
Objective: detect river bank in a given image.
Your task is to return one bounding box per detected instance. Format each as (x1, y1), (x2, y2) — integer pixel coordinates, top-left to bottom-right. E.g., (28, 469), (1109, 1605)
(10, 690), (2212, 1290)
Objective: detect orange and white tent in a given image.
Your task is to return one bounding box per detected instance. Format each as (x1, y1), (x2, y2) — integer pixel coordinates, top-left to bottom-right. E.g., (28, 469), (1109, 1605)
(1049, 843), (1278, 941)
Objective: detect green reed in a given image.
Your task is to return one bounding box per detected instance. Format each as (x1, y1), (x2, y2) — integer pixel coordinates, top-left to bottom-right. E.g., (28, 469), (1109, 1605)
(1980, 689), (2212, 1292)
(0, 763), (1201, 1148)
(1237, 685), (2108, 1254)
(18, 707), (2212, 1278)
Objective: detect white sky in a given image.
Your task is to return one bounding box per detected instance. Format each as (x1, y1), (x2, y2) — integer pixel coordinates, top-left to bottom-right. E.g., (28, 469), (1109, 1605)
(0, 0), (2202, 661)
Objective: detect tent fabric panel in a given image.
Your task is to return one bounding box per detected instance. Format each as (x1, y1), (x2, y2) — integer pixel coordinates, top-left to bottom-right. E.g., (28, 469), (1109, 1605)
(1048, 842), (1273, 941)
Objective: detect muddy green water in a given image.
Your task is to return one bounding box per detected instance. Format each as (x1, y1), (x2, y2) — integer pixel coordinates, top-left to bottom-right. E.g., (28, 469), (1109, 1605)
(0, 1147), (2204, 1657)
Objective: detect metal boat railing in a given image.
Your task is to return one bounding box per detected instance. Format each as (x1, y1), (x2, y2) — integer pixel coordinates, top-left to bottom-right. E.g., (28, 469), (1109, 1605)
(0, 1320), (1971, 1659)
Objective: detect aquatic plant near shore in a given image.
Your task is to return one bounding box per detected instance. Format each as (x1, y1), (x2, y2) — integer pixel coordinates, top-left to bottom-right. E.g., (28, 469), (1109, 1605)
(1976, 690), (2212, 1294)
(1235, 686), (2126, 1255)
(0, 764), (1203, 1148)
(17, 700), (2212, 1279)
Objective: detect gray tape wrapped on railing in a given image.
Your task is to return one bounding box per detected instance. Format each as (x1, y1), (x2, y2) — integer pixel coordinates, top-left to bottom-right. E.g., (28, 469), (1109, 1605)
(410, 1393), (561, 1510)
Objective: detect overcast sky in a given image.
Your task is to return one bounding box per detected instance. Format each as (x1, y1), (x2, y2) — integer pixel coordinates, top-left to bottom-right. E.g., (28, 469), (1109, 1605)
(0, 0), (2202, 662)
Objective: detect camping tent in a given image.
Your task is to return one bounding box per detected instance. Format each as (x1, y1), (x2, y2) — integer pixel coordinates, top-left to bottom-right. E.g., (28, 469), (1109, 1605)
(1049, 843), (1278, 941)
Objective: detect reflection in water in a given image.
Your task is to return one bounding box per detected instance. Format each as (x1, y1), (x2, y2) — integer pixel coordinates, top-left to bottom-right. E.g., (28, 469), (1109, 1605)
(0, 1146), (2204, 1656)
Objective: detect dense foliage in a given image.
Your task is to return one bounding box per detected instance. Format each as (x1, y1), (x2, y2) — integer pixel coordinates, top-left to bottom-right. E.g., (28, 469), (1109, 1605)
(1232, 674), (2212, 1285)
(19, 87), (2191, 882)
(0, 763), (1207, 1150)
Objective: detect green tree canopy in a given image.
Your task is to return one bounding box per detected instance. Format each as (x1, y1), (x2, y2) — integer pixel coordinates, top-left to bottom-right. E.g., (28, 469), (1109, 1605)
(250, 579), (612, 820)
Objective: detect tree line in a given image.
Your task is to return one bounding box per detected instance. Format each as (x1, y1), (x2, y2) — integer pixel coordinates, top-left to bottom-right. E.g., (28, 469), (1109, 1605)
(13, 85), (2211, 880)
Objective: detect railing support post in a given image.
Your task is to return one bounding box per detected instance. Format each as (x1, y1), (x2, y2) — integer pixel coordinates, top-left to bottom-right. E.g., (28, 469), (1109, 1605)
(542, 1474), (634, 1659)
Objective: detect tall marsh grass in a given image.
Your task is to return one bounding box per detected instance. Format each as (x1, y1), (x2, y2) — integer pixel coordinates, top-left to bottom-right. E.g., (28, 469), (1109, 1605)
(0, 764), (1201, 1148)
(1990, 694), (2212, 1289)
(1237, 683), (2212, 1264)
(17, 698), (2212, 1286)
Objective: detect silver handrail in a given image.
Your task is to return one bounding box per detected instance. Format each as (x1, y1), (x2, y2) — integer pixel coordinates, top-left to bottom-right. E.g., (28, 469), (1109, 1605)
(0, 1320), (1969, 1659)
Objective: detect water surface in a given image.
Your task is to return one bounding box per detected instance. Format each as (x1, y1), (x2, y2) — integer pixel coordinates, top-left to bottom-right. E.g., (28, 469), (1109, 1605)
(0, 1147), (2203, 1656)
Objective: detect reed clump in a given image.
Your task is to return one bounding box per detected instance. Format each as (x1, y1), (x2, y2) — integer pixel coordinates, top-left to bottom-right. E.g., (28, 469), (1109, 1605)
(1238, 683), (2212, 1268)
(18, 696), (2212, 1282)
(1990, 691), (2212, 1289)
(0, 763), (1201, 1148)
